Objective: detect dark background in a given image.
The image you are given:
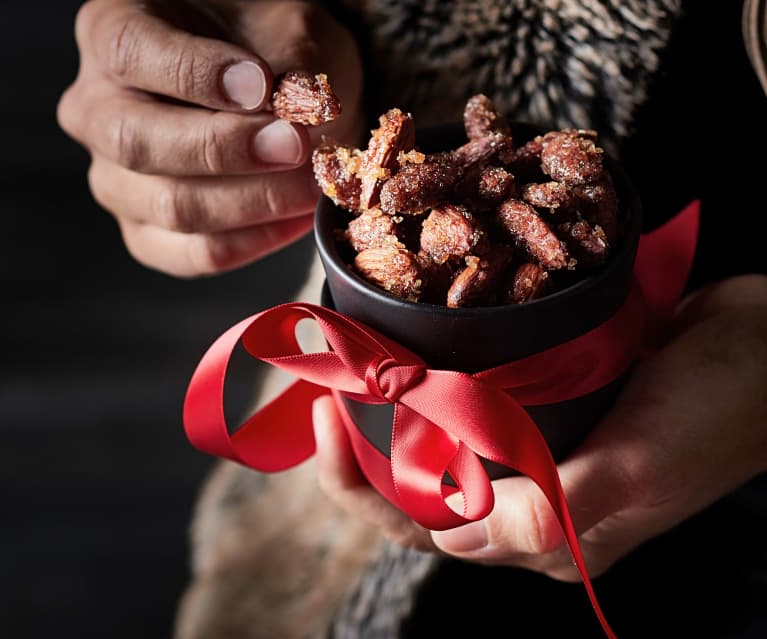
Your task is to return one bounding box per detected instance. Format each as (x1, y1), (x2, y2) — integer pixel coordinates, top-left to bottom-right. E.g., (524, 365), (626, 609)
(1, 2), (312, 637)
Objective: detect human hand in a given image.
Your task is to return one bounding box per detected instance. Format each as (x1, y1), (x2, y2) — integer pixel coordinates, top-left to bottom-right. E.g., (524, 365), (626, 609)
(312, 274), (767, 579)
(58, 0), (363, 276)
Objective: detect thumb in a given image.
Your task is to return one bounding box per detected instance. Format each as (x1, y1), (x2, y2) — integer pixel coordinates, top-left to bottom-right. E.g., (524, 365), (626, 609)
(78, 0), (272, 110)
(236, 1), (364, 144)
(431, 450), (629, 562)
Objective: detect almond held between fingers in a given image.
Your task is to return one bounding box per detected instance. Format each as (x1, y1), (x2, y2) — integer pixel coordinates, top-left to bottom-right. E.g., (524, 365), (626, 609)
(271, 71), (341, 126)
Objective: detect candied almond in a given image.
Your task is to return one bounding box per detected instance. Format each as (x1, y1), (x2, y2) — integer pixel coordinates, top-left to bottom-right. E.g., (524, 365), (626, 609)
(454, 166), (515, 212)
(446, 247), (514, 308)
(504, 262), (550, 304)
(354, 247), (424, 301)
(556, 219), (609, 268)
(317, 91), (623, 308)
(540, 129), (604, 185)
(358, 108), (416, 209)
(271, 72), (341, 126)
(420, 204), (488, 264)
(312, 141), (362, 211)
(497, 198), (568, 270)
(521, 181), (576, 213)
(572, 179), (620, 245)
(345, 209), (404, 252)
(379, 152), (461, 215)
(452, 131), (514, 168)
(463, 94), (511, 140)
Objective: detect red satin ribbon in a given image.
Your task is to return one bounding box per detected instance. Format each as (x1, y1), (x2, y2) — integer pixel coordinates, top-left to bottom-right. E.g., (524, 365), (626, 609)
(183, 201), (700, 639)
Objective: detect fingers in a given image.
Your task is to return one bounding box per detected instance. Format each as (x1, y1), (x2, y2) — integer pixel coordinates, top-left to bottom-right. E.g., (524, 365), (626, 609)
(61, 0), (365, 277)
(431, 449), (630, 579)
(312, 396), (436, 551)
(76, 0), (271, 111)
(312, 396), (369, 493)
(88, 155), (319, 233)
(60, 87), (309, 176)
(118, 213), (313, 277)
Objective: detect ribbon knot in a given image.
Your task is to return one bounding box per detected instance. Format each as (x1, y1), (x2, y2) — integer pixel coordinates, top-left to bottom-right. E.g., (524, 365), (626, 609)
(364, 357), (426, 403)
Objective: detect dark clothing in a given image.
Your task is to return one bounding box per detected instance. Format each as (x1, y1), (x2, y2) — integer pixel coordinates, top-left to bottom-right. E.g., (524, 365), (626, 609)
(625, 1), (767, 289)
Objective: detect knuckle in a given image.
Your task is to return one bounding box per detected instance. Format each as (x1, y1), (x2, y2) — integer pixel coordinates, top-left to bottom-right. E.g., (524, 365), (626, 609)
(106, 11), (143, 80)
(154, 181), (196, 233)
(523, 494), (561, 555)
(614, 446), (664, 508)
(74, 1), (100, 51)
(107, 115), (146, 171)
(86, 161), (113, 213)
(260, 182), (284, 219)
(120, 228), (147, 266)
(56, 85), (81, 139)
(170, 39), (214, 101)
(187, 235), (238, 275)
(200, 120), (227, 174)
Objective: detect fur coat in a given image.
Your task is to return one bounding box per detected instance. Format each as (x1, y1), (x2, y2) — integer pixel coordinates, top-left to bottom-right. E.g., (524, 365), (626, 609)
(174, 2), (765, 637)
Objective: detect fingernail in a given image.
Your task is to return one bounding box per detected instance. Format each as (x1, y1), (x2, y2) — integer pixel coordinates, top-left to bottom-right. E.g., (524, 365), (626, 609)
(222, 61), (266, 110)
(252, 120), (304, 165)
(432, 521), (487, 553)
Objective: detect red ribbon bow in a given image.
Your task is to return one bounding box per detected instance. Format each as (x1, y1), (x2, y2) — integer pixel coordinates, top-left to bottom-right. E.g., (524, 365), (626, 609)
(183, 202), (700, 639)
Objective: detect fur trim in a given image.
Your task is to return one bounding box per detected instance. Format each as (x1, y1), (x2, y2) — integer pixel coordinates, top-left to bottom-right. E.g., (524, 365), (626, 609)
(327, 544), (439, 638)
(346, 0), (684, 153)
(175, 461), (384, 639)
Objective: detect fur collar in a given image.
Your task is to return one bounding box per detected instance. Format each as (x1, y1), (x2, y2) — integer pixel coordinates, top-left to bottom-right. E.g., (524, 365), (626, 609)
(345, 0), (685, 154)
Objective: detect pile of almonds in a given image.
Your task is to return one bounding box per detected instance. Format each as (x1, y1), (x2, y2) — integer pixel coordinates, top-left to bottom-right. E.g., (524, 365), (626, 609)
(271, 75), (621, 307)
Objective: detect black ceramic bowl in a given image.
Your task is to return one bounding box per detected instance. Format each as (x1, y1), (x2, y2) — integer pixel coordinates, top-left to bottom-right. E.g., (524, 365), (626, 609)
(314, 122), (643, 471)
